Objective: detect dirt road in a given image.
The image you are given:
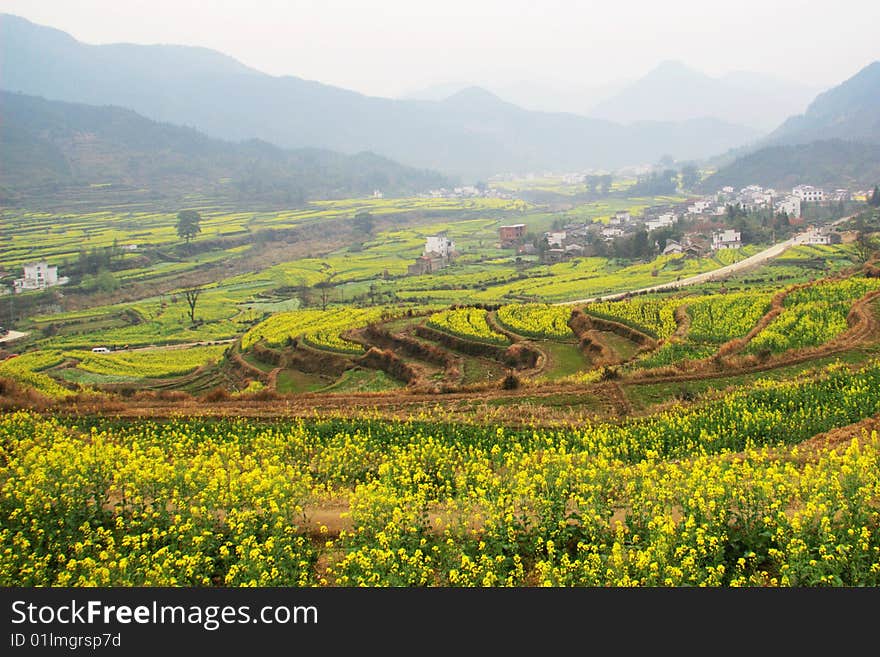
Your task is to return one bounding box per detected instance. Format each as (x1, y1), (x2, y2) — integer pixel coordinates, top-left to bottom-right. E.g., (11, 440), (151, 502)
(556, 231), (813, 306)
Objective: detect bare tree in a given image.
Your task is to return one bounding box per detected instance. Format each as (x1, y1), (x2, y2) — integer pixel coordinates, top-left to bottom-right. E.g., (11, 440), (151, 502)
(314, 281), (333, 311)
(183, 287), (202, 324)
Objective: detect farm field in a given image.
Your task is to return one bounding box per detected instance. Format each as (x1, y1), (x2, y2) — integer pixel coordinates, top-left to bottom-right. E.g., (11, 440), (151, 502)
(0, 197), (528, 272)
(3, 357), (880, 586)
(2, 191), (879, 589)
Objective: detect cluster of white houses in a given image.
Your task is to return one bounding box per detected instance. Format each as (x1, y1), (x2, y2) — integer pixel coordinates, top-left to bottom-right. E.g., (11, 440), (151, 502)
(422, 186), (512, 200)
(525, 181), (848, 263)
(716, 183), (851, 216)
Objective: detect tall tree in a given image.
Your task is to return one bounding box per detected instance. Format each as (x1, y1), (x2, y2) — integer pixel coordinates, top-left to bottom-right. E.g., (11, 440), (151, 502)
(176, 210), (202, 245)
(869, 185), (880, 208)
(354, 210), (374, 235)
(853, 215), (877, 263)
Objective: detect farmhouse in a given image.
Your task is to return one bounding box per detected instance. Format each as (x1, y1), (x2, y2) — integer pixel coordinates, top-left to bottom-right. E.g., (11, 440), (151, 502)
(686, 200), (715, 216)
(662, 240), (684, 255)
(424, 234), (455, 259)
(545, 231), (567, 248)
(711, 229), (742, 250)
(802, 225), (841, 245)
(407, 233), (456, 275)
(792, 185), (825, 202)
(543, 248), (568, 263)
(775, 196), (802, 218)
(601, 226), (624, 240)
(407, 254), (447, 275)
(499, 223), (527, 247)
(13, 261), (69, 294)
(645, 213), (677, 232)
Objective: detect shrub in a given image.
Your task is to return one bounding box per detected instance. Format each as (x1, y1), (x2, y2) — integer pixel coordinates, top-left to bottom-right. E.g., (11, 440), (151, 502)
(501, 371), (521, 390)
(599, 365), (620, 381)
(204, 386), (230, 402)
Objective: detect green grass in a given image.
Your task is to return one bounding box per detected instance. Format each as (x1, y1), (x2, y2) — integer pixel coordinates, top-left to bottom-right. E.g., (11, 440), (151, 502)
(53, 369), (138, 385)
(317, 368), (403, 393)
(242, 354), (276, 373)
(275, 369), (332, 394)
(460, 358), (509, 385)
(537, 342), (589, 380)
(599, 331), (641, 361)
(484, 392), (604, 412)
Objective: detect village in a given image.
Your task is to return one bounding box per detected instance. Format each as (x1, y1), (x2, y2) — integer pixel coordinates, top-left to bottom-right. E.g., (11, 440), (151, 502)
(406, 181), (852, 274)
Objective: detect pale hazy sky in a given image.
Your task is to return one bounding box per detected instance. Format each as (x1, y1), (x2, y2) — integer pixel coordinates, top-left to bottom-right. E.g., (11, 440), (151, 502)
(2, 0), (878, 97)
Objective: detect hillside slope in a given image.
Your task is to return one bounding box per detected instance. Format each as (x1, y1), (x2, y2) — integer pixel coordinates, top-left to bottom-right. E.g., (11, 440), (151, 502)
(0, 90), (450, 205)
(699, 140), (880, 192)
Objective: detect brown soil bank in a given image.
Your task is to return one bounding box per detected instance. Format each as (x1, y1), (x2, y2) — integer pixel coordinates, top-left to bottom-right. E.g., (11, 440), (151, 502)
(414, 324), (541, 369)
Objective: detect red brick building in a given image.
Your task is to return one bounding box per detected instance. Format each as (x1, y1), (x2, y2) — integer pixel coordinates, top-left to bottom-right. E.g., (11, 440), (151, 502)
(499, 223), (526, 247)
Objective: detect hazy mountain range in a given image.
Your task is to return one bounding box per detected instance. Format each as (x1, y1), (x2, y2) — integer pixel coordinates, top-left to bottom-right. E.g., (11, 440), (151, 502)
(588, 61), (819, 132)
(0, 90), (449, 205)
(404, 61), (818, 132)
(2, 12), (879, 192)
(403, 78), (631, 117)
(0, 13), (762, 178)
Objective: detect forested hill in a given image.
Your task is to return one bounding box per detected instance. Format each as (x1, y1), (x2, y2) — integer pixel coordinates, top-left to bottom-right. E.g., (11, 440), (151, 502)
(699, 139), (880, 192)
(0, 90), (451, 206)
(765, 61), (880, 146)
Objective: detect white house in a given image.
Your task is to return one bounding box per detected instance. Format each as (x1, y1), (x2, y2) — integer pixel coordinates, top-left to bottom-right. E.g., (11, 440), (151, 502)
(424, 234), (455, 258)
(645, 213), (677, 232)
(775, 196), (802, 217)
(792, 185), (825, 202)
(712, 229), (742, 250)
(545, 231), (567, 248)
(610, 211), (631, 225)
(776, 196), (801, 217)
(802, 226), (841, 245)
(687, 200), (712, 215)
(601, 227), (624, 240)
(13, 261), (69, 294)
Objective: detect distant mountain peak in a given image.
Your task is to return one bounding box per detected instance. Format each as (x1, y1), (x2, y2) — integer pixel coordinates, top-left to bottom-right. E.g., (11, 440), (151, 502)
(589, 59), (820, 131)
(443, 86), (511, 107)
(648, 60), (703, 78)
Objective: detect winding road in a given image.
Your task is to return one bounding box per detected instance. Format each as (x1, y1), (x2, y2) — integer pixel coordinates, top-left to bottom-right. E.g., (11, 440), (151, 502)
(555, 225), (843, 306)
